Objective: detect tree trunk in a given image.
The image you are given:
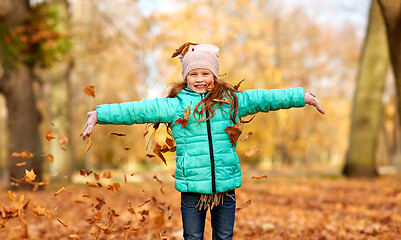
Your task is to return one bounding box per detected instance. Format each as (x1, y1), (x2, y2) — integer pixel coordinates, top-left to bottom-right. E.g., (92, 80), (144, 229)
(0, 0), (43, 189)
(377, 0), (401, 128)
(344, 0), (389, 177)
(2, 66), (43, 188)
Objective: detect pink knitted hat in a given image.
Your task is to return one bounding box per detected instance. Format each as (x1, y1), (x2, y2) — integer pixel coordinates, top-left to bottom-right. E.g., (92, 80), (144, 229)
(178, 44), (220, 80)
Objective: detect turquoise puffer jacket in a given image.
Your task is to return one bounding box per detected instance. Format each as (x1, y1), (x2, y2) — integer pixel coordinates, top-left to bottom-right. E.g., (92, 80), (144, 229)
(96, 87), (305, 194)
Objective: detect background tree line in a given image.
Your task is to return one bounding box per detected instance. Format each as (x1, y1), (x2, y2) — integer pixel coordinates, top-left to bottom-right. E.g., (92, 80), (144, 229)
(0, 0), (400, 189)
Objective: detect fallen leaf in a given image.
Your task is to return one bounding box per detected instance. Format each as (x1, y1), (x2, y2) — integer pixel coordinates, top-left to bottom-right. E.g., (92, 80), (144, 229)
(44, 154), (55, 163)
(236, 199), (251, 212)
(57, 219), (68, 227)
(153, 143), (167, 165)
(54, 187), (66, 196)
(233, 79), (245, 90)
(166, 138), (175, 148)
(241, 132), (253, 140)
(25, 169), (36, 182)
(153, 175), (163, 184)
(224, 124), (242, 146)
(174, 106), (191, 128)
(58, 135), (69, 145)
(45, 130), (56, 141)
(213, 98), (230, 105)
(252, 175), (268, 179)
(206, 81), (215, 91)
(107, 132), (126, 137)
(171, 42), (198, 58)
(81, 133), (92, 155)
(84, 85), (95, 97)
(103, 171), (112, 179)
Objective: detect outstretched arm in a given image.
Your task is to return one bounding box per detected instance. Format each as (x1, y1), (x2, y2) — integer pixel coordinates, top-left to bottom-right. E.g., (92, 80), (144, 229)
(304, 91), (325, 114)
(82, 97), (180, 138)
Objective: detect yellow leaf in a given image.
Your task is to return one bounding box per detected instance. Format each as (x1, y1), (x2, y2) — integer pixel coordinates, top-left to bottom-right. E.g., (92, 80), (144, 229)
(25, 169), (36, 182)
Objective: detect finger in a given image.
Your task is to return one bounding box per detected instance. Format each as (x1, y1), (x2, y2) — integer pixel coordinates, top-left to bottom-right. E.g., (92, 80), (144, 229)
(316, 105), (326, 114)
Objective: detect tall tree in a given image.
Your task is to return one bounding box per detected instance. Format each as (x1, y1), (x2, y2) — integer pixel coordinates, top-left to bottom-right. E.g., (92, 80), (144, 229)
(0, 0), (43, 188)
(344, 0), (389, 177)
(377, 0), (401, 127)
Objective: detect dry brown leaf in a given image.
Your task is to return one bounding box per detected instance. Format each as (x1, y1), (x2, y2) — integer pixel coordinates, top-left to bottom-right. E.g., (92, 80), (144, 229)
(251, 175), (268, 179)
(245, 147), (259, 157)
(21, 151), (34, 159)
(94, 173), (100, 181)
(80, 169), (92, 177)
(166, 138), (175, 148)
(171, 42), (198, 58)
(153, 175), (163, 184)
(32, 202), (50, 216)
(153, 143), (167, 165)
(113, 183), (121, 191)
(45, 154), (55, 163)
(16, 162), (26, 167)
(224, 124), (242, 146)
(86, 181), (99, 188)
(95, 196), (105, 210)
(138, 197), (155, 208)
(57, 135), (69, 145)
(60, 146), (67, 151)
(212, 98), (230, 105)
(236, 199), (251, 212)
(57, 219), (68, 227)
(45, 130), (56, 141)
(206, 81), (215, 91)
(50, 122), (55, 126)
(124, 174), (127, 183)
(241, 132), (253, 140)
(123, 147), (130, 151)
(103, 171), (112, 179)
(81, 133), (92, 155)
(174, 106), (191, 128)
(84, 85), (95, 97)
(233, 79), (245, 90)
(54, 187), (66, 196)
(146, 153), (156, 158)
(107, 132), (126, 137)
(25, 169), (36, 182)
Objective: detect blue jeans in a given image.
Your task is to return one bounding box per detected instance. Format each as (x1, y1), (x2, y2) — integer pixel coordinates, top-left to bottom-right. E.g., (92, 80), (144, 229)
(181, 189), (236, 240)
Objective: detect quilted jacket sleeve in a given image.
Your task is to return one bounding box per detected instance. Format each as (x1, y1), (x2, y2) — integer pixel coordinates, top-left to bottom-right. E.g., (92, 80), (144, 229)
(237, 87), (305, 118)
(96, 98), (180, 125)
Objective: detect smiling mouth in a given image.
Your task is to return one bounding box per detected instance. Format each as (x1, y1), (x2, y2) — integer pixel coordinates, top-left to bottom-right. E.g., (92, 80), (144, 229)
(194, 85), (206, 89)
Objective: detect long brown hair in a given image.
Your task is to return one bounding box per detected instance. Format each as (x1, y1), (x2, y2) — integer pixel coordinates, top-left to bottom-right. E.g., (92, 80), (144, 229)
(163, 78), (240, 135)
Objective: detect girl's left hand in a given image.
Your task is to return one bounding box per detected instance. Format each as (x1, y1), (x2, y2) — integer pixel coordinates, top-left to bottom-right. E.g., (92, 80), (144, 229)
(305, 92), (326, 114)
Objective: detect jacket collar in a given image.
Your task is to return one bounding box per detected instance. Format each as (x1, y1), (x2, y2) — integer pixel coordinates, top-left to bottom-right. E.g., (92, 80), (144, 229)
(181, 87), (210, 98)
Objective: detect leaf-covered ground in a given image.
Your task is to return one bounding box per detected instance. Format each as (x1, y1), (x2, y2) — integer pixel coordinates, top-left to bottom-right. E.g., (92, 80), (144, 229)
(1, 172), (400, 240)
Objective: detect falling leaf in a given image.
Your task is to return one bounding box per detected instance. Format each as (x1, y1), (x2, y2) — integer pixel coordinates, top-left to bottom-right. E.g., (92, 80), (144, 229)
(84, 85), (95, 97)
(16, 162), (26, 167)
(18, 211), (28, 225)
(146, 153), (156, 158)
(21, 151), (33, 159)
(138, 197), (155, 208)
(233, 79), (245, 90)
(166, 138), (175, 148)
(245, 147), (259, 157)
(153, 175), (163, 184)
(44, 154), (55, 163)
(153, 143), (167, 165)
(60, 146), (67, 151)
(241, 132), (253, 141)
(212, 98), (230, 104)
(206, 81), (215, 91)
(51, 122), (55, 126)
(123, 147), (130, 151)
(25, 169), (36, 182)
(174, 106), (191, 128)
(103, 171), (112, 179)
(124, 174), (127, 183)
(252, 175), (268, 179)
(236, 199), (251, 212)
(32, 202), (50, 216)
(107, 132), (126, 137)
(168, 204), (173, 220)
(130, 173), (135, 176)
(86, 182), (99, 188)
(113, 183), (121, 191)
(224, 124), (242, 146)
(45, 130), (56, 141)
(81, 133), (92, 155)
(160, 145), (169, 153)
(94, 173), (100, 181)
(54, 187), (66, 196)
(160, 187), (164, 194)
(171, 42), (198, 58)
(240, 115), (256, 124)
(58, 135), (69, 145)
(95, 196), (105, 210)
(80, 169), (92, 177)
(57, 219), (68, 227)
(11, 152), (21, 157)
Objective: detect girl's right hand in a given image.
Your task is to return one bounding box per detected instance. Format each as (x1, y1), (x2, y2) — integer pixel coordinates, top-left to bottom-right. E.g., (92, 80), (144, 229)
(83, 111), (98, 139)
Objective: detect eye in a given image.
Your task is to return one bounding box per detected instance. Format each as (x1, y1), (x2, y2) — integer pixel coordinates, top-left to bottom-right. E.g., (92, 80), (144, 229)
(203, 72), (210, 75)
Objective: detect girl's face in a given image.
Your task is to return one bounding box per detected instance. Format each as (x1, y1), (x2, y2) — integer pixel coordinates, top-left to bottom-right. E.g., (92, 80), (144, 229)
(186, 69), (214, 94)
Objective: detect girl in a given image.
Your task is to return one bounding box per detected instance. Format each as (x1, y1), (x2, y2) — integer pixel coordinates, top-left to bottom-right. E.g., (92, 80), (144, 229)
(83, 43), (325, 240)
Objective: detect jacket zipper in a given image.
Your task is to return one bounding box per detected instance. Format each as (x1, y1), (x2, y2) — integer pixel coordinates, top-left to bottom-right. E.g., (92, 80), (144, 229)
(202, 93), (216, 194)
